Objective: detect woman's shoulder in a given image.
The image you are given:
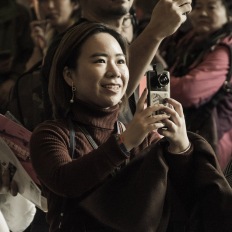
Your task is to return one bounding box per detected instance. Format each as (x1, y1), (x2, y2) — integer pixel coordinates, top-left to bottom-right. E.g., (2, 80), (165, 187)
(32, 119), (69, 138)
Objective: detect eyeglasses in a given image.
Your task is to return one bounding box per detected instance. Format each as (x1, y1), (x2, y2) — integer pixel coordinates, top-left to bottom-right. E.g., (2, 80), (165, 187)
(122, 10), (138, 29)
(122, 14), (134, 28)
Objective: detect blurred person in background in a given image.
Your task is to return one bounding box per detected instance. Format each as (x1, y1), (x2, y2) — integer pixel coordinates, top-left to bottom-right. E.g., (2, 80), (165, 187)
(8, 0), (81, 131)
(26, 0), (80, 70)
(168, 0), (232, 171)
(0, 0), (33, 114)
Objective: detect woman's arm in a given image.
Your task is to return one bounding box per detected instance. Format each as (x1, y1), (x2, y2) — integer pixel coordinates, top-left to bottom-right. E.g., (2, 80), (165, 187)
(30, 122), (131, 198)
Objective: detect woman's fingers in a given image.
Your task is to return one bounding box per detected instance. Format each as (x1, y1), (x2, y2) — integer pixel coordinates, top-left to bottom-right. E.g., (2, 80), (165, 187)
(136, 89), (170, 117)
(164, 98), (184, 117)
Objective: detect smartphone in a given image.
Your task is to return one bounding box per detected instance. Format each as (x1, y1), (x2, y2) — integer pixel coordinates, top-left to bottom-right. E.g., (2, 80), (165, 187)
(146, 64), (170, 114)
(0, 50), (12, 61)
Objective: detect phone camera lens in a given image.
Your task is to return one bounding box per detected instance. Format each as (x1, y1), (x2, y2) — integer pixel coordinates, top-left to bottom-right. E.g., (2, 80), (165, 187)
(158, 73), (169, 87)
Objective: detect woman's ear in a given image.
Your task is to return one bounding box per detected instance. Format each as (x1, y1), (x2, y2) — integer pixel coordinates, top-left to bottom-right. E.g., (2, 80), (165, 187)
(63, 66), (73, 87)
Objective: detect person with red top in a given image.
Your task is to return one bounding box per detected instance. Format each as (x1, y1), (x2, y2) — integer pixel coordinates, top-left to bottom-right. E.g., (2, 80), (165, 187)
(168, 0), (232, 171)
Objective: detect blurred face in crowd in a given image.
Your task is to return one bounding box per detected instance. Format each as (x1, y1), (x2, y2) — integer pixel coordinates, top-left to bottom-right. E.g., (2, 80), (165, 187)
(121, 13), (135, 42)
(189, 0), (228, 35)
(80, 0), (133, 18)
(79, 0), (134, 42)
(38, 0), (79, 28)
(64, 32), (129, 108)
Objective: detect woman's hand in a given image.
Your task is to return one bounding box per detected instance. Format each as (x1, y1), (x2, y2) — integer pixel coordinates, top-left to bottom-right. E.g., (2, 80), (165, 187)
(157, 98), (190, 154)
(121, 90), (190, 153)
(121, 89), (170, 150)
(0, 163), (18, 196)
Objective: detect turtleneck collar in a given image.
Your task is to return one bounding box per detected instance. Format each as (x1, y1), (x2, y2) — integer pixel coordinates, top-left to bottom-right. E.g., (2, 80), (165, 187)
(69, 99), (120, 130)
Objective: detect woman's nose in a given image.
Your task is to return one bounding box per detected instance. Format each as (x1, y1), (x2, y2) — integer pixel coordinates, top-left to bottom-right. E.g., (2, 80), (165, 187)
(106, 64), (121, 78)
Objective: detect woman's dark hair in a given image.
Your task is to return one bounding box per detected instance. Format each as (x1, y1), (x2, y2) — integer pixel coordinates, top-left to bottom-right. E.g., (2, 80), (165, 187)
(47, 21), (129, 119)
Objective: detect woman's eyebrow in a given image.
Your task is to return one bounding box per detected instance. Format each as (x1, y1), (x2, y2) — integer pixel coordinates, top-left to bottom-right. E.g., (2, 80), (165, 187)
(90, 53), (125, 58)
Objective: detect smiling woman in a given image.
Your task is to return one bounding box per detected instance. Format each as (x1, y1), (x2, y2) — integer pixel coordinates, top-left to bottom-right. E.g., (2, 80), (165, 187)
(62, 32), (129, 109)
(30, 21), (232, 232)
(48, 22), (129, 118)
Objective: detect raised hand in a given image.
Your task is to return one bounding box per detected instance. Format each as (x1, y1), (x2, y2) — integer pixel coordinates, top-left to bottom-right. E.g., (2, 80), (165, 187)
(148, 0), (192, 41)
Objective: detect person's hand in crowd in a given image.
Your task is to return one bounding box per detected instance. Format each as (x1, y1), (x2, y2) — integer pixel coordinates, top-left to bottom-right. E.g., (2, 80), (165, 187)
(148, 0), (192, 41)
(30, 19), (49, 55)
(121, 88), (190, 153)
(0, 163), (18, 196)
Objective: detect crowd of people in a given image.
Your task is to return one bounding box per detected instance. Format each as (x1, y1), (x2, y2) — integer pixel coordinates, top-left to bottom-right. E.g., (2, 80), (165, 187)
(0, 0), (232, 231)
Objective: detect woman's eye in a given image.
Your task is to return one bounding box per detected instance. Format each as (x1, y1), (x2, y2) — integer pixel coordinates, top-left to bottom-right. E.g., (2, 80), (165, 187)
(118, 59), (126, 64)
(95, 59), (105, 63)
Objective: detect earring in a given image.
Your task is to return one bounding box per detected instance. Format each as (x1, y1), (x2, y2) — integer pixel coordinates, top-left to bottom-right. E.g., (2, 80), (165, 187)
(70, 82), (76, 103)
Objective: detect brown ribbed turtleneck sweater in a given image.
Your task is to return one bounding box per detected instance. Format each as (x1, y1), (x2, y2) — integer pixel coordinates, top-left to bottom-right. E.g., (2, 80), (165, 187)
(30, 100), (161, 230)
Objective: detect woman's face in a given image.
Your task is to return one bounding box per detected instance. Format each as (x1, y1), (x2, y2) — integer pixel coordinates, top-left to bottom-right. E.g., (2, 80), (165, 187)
(189, 0), (228, 35)
(38, 0), (78, 28)
(67, 33), (129, 108)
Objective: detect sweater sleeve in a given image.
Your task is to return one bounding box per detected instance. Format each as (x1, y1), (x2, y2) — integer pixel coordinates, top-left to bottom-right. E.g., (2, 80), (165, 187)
(30, 122), (130, 198)
(163, 141), (195, 211)
(170, 44), (230, 108)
